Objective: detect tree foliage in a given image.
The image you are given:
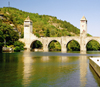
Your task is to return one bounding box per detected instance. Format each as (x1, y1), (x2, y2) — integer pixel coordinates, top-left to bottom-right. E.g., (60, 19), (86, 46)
(0, 22), (19, 45)
(86, 40), (100, 51)
(48, 41), (61, 51)
(0, 20), (19, 52)
(0, 30), (4, 52)
(45, 29), (50, 37)
(67, 40), (80, 51)
(14, 41), (25, 52)
(31, 40), (43, 49)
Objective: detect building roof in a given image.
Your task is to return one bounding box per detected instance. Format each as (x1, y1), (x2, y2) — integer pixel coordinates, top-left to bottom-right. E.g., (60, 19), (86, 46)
(81, 16), (87, 21)
(25, 16), (32, 22)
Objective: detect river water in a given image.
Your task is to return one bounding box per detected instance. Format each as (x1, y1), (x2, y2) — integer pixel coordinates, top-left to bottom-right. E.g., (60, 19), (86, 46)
(0, 51), (100, 87)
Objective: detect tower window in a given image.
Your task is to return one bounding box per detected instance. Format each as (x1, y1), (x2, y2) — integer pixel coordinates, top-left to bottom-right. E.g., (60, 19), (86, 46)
(82, 25), (84, 27)
(81, 20), (85, 23)
(25, 25), (29, 27)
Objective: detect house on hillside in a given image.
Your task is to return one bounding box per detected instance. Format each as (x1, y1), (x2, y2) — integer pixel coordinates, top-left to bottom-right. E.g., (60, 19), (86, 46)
(0, 14), (5, 20)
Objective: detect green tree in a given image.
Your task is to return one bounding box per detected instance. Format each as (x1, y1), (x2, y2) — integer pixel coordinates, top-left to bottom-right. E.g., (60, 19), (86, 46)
(67, 40), (80, 51)
(35, 33), (40, 37)
(14, 41), (25, 52)
(48, 41), (61, 51)
(31, 40), (42, 49)
(45, 29), (50, 37)
(86, 40), (100, 51)
(0, 30), (4, 52)
(49, 41), (55, 51)
(0, 23), (19, 45)
(51, 29), (56, 36)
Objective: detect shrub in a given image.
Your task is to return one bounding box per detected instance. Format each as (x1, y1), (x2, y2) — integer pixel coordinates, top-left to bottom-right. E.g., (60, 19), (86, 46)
(14, 46), (20, 52)
(14, 41), (25, 52)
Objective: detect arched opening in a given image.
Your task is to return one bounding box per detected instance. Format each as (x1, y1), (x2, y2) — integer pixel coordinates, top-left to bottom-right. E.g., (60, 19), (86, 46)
(66, 40), (80, 52)
(30, 40), (43, 51)
(48, 40), (61, 51)
(86, 40), (100, 51)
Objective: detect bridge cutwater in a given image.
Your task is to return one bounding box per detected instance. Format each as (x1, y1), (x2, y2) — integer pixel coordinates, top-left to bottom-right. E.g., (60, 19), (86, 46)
(19, 16), (100, 54)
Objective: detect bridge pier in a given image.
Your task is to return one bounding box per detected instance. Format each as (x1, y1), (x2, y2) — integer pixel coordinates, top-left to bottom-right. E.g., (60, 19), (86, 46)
(27, 48), (31, 51)
(24, 48), (31, 52)
(43, 44), (48, 52)
(80, 45), (86, 54)
(61, 44), (67, 53)
(80, 51), (86, 54)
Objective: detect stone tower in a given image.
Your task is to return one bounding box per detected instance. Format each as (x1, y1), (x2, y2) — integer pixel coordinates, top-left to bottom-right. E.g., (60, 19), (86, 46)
(24, 16), (33, 39)
(80, 16), (87, 37)
(24, 16), (33, 50)
(80, 16), (87, 53)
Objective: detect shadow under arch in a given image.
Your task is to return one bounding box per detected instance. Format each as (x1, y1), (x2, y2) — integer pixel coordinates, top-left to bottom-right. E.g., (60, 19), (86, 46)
(48, 40), (61, 51)
(30, 40), (43, 51)
(86, 40), (100, 51)
(66, 40), (80, 52)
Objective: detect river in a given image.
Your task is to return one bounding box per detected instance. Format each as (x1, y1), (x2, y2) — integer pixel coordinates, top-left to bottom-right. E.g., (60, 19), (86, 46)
(0, 51), (100, 87)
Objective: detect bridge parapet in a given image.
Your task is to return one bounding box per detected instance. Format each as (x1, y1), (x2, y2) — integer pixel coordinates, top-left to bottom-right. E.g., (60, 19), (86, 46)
(62, 36), (80, 45)
(86, 37), (100, 45)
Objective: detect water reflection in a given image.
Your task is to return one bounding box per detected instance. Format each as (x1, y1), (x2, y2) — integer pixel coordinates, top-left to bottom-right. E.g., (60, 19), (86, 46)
(60, 56), (68, 62)
(21, 54), (80, 86)
(41, 56), (49, 62)
(22, 52), (33, 86)
(0, 53), (23, 87)
(79, 56), (88, 87)
(21, 54), (93, 87)
(89, 65), (100, 86)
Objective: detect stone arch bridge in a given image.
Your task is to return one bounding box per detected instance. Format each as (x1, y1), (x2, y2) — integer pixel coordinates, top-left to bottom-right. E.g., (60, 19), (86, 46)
(19, 16), (100, 53)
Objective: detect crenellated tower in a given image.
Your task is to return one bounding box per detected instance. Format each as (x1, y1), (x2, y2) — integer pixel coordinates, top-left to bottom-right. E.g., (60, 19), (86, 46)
(80, 16), (87, 37)
(24, 16), (33, 50)
(24, 16), (33, 39)
(80, 16), (87, 53)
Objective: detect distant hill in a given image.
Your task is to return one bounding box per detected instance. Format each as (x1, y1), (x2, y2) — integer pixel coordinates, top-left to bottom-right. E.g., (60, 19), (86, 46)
(0, 7), (91, 37)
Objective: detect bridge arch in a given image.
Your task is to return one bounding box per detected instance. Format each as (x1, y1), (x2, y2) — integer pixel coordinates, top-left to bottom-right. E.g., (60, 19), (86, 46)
(47, 38), (61, 46)
(66, 39), (80, 51)
(30, 40), (43, 51)
(48, 40), (61, 51)
(86, 39), (100, 46)
(86, 39), (100, 51)
(66, 38), (80, 45)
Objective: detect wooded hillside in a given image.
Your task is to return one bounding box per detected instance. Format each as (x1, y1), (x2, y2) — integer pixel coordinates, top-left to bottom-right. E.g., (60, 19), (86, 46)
(0, 7), (82, 37)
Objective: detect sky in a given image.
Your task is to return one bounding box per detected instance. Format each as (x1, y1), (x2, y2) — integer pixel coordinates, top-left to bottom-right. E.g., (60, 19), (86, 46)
(0, 0), (100, 36)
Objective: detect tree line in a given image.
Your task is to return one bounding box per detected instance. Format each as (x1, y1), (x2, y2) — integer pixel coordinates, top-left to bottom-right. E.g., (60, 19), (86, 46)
(0, 19), (24, 52)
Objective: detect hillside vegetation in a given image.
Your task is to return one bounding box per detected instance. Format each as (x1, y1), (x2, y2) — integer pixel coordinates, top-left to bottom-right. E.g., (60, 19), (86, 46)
(0, 7), (99, 51)
(0, 7), (81, 37)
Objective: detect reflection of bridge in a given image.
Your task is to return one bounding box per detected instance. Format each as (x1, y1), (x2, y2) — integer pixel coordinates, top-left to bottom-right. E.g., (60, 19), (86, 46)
(19, 16), (100, 53)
